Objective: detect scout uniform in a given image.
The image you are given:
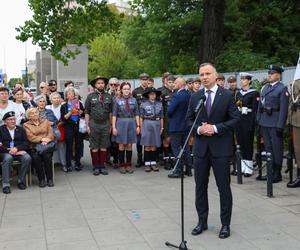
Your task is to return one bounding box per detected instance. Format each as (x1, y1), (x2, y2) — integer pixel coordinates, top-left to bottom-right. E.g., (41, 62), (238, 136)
(158, 75), (176, 169)
(132, 73), (149, 167)
(112, 95), (139, 174)
(235, 72), (259, 176)
(140, 87), (163, 171)
(85, 77), (112, 175)
(257, 65), (289, 182)
(287, 79), (300, 187)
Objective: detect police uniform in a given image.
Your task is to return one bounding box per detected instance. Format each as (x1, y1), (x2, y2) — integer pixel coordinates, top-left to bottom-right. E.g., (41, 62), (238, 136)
(257, 65), (289, 182)
(85, 76), (112, 175)
(140, 88), (163, 171)
(132, 73), (149, 167)
(235, 73), (259, 176)
(287, 79), (300, 187)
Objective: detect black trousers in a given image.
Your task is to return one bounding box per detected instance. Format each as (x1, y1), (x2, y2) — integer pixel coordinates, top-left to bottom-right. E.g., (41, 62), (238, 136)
(30, 150), (53, 181)
(236, 127), (255, 160)
(65, 123), (82, 167)
(194, 154), (232, 226)
(261, 127), (284, 166)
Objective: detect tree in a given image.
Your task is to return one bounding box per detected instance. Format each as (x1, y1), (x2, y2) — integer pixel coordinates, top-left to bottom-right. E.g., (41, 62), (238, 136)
(89, 33), (142, 79)
(199, 0), (225, 63)
(16, 0), (121, 64)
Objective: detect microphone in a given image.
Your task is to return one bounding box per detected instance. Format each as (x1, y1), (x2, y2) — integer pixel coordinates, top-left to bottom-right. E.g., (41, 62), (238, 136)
(194, 95), (206, 113)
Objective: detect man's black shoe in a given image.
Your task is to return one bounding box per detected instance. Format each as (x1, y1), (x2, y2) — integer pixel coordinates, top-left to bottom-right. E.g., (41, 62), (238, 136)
(191, 223), (208, 236)
(243, 173), (252, 178)
(230, 170), (237, 176)
(17, 183), (26, 190)
(168, 172), (181, 178)
(39, 180), (46, 188)
(47, 179), (54, 187)
(257, 175), (267, 181)
(93, 168), (100, 176)
(3, 186), (11, 194)
(219, 225), (230, 239)
(185, 170), (193, 177)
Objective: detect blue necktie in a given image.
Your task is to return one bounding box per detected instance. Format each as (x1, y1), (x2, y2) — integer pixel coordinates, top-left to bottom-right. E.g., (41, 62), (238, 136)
(206, 90), (212, 115)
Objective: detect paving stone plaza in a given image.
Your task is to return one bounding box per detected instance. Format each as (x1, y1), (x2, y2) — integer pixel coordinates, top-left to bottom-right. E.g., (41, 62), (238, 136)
(1, 145), (300, 250)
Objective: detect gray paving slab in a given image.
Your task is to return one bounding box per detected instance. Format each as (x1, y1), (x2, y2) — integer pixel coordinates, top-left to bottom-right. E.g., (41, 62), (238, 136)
(1, 151), (300, 250)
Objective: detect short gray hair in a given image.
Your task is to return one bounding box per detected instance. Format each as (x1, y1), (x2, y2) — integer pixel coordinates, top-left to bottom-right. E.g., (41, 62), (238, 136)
(34, 95), (46, 103)
(49, 92), (61, 100)
(109, 77), (119, 84)
(64, 86), (75, 97)
(25, 107), (38, 119)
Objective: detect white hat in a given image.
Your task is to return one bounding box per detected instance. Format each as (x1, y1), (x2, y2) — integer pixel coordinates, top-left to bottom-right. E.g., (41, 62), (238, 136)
(240, 72), (253, 79)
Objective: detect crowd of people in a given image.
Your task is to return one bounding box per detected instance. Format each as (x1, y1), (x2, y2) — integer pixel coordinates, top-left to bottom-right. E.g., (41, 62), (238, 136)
(0, 64), (299, 199)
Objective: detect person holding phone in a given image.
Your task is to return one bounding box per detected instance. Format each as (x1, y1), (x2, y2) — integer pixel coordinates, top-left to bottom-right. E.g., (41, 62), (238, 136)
(60, 87), (84, 172)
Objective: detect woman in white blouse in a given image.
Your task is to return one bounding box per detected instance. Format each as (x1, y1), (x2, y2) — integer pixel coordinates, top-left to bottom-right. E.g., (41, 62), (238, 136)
(46, 92), (66, 170)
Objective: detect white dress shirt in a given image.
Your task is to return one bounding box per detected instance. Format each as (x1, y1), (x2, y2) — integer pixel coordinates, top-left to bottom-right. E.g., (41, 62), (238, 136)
(197, 84), (219, 135)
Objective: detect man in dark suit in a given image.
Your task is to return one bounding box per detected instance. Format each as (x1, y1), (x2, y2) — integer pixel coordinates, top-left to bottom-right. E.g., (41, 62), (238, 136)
(0, 111), (31, 194)
(167, 77), (192, 178)
(186, 63), (240, 239)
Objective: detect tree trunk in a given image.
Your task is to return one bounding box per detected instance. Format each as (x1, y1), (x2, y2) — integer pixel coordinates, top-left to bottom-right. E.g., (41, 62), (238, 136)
(199, 0), (225, 64)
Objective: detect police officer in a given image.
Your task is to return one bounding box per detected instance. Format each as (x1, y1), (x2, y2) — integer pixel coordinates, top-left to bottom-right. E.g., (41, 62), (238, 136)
(287, 79), (300, 187)
(235, 72), (259, 177)
(132, 73), (149, 167)
(257, 65), (289, 183)
(85, 76), (112, 176)
(158, 75), (176, 169)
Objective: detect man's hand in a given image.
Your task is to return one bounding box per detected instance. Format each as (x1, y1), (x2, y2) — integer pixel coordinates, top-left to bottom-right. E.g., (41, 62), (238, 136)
(198, 123), (215, 136)
(9, 147), (18, 155)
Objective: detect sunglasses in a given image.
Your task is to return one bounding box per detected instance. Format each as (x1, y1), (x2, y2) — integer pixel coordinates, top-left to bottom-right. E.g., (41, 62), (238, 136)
(40, 86), (45, 89)
(49, 83), (56, 86)
(110, 84), (118, 86)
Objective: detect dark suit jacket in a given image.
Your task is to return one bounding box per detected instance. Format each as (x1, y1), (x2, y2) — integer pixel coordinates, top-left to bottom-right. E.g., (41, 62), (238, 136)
(186, 86), (240, 158)
(0, 125), (29, 153)
(167, 89), (191, 133)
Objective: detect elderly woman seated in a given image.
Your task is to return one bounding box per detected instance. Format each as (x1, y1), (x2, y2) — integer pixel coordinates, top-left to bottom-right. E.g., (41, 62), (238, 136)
(23, 108), (55, 187)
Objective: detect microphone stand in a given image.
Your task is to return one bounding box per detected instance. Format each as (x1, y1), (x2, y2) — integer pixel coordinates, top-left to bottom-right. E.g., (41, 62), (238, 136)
(165, 102), (204, 250)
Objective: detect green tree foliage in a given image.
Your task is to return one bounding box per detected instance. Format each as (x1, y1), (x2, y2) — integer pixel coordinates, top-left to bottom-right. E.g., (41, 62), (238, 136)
(119, 0), (300, 75)
(120, 0), (202, 75)
(89, 33), (142, 79)
(16, 0), (121, 64)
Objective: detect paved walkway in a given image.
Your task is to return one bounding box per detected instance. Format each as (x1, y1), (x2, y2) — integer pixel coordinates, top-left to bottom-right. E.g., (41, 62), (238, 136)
(1, 151), (300, 250)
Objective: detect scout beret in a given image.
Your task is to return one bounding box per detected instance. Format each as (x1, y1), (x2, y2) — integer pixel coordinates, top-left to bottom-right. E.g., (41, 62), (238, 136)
(2, 111), (15, 121)
(217, 73), (225, 80)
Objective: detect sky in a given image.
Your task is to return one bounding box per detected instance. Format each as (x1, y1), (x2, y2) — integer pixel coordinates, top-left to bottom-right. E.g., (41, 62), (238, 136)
(0, 0), (127, 80)
(0, 0), (39, 80)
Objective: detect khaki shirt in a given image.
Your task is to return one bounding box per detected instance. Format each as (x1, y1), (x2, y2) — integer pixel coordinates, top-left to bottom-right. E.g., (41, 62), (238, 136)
(85, 91), (112, 124)
(289, 79), (300, 127)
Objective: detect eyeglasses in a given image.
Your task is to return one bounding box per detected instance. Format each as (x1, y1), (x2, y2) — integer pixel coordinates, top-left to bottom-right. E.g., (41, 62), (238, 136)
(49, 83), (56, 86)
(110, 84), (118, 86)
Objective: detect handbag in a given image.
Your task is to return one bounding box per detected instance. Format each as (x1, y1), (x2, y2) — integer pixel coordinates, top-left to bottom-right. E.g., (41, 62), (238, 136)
(79, 118), (87, 133)
(34, 141), (57, 155)
(57, 123), (65, 142)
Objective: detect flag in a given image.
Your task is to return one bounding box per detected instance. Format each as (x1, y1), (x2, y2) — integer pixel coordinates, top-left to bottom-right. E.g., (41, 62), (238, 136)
(294, 52), (300, 81)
